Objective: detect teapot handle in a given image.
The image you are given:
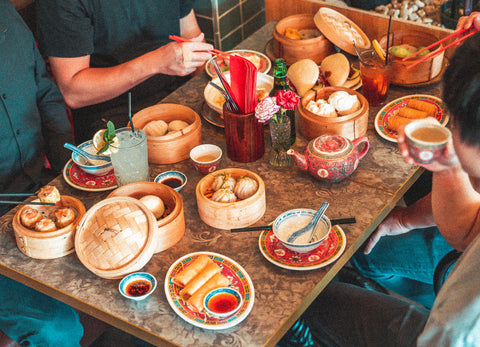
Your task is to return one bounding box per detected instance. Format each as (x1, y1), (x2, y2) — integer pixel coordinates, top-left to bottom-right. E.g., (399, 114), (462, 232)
(352, 136), (369, 160)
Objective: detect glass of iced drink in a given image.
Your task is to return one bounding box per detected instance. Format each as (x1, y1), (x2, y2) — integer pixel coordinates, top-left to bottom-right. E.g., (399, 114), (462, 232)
(359, 49), (393, 106)
(110, 127), (149, 186)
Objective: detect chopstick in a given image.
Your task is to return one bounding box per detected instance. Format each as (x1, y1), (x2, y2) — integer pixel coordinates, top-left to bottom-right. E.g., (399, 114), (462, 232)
(211, 60), (240, 113)
(403, 27), (478, 70)
(168, 35), (227, 56)
(230, 217), (357, 232)
(0, 200), (55, 206)
(0, 193), (34, 197)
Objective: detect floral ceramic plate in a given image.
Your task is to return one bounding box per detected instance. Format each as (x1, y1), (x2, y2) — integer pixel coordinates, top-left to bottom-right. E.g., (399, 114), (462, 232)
(374, 94), (449, 143)
(165, 252), (254, 330)
(258, 225), (346, 271)
(63, 159), (117, 192)
(205, 49), (271, 78)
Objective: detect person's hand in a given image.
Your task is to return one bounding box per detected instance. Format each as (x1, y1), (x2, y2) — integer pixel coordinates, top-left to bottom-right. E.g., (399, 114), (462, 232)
(364, 206), (410, 254)
(154, 33), (213, 76)
(456, 12), (480, 31)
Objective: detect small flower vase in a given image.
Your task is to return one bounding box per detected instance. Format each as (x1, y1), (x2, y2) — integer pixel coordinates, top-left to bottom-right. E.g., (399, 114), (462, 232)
(269, 116), (294, 167)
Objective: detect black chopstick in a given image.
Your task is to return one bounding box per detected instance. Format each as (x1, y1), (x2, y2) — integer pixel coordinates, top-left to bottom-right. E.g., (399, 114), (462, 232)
(230, 217), (357, 232)
(0, 200), (56, 206)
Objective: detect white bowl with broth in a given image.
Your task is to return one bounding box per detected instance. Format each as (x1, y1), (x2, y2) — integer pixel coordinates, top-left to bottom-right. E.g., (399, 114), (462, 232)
(72, 140), (113, 176)
(204, 72), (273, 114)
(273, 208), (331, 253)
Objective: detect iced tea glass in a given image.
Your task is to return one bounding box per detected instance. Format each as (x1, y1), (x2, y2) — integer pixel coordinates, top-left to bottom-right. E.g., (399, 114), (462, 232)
(359, 49), (393, 106)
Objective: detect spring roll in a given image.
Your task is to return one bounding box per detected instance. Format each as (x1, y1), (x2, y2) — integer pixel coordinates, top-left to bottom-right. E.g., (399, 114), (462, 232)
(397, 107), (428, 119)
(173, 255), (212, 288)
(387, 115), (413, 132)
(187, 272), (231, 313)
(407, 100), (437, 117)
(180, 261), (221, 299)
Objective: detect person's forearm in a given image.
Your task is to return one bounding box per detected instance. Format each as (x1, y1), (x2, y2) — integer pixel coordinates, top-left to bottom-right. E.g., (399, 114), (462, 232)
(402, 193), (436, 230)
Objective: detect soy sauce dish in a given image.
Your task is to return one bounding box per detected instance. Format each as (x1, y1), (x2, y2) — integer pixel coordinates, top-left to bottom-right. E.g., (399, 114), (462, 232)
(203, 287), (243, 318)
(154, 171), (187, 192)
(119, 272), (157, 301)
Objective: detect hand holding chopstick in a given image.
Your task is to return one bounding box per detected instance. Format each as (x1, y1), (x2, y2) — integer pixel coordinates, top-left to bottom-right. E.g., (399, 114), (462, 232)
(168, 35), (227, 57)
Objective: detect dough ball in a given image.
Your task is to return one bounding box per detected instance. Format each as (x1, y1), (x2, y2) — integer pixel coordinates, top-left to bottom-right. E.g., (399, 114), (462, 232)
(168, 120), (189, 132)
(139, 195), (165, 219)
(143, 120), (168, 137)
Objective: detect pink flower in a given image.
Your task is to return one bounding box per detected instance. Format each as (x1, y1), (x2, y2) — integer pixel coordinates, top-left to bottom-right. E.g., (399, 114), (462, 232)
(255, 97), (280, 123)
(277, 90), (300, 110)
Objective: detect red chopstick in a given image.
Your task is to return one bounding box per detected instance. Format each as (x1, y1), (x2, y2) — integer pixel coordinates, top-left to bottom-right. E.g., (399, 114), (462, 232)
(168, 35), (226, 56)
(405, 28), (478, 70)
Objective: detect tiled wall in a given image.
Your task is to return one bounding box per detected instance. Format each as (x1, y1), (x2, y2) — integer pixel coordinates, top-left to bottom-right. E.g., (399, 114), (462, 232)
(194, 0), (266, 51)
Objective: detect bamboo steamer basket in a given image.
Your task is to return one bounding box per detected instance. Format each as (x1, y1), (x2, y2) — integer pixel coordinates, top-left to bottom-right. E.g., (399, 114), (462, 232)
(131, 103), (202, 164)
(12, 196), (86, 259)
(273, 14), (336, 66)
(298, 87), (369, 141)
(74, 197), (157, 279)
(196, 168), (266, 230)
(379, 30), (445, 85)
(107, 182), (185, 254)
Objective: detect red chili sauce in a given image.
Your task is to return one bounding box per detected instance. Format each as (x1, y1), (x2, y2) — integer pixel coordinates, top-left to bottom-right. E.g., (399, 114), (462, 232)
(161, 177), (183, 189)
(208, 292), (238, 314)
(126, 280), (151, 297)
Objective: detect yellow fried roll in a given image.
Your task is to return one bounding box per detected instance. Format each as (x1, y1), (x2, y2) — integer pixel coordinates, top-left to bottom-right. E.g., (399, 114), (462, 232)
(179, 261), (221, 299)
(387, 115), (413, 132)
(397, 107), (428, 119)
(173, 255), (212, 288)
(186, 273), (231, 313)
(407, 100), (437, 117)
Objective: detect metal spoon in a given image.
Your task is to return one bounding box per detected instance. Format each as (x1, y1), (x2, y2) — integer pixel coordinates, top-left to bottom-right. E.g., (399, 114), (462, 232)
(287, 202), (329, 244)
(64, 143), (111, 165)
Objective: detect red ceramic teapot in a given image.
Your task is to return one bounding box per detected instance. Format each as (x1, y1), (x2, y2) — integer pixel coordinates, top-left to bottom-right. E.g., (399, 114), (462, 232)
(287, 134), (369, 182)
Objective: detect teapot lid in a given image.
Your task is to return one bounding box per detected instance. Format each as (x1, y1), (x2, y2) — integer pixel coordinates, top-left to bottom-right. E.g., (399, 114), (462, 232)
(311, 135), (352, 158)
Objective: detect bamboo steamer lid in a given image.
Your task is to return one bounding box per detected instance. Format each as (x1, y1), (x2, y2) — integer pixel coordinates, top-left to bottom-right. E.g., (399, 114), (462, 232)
(75, 196), (157, 279)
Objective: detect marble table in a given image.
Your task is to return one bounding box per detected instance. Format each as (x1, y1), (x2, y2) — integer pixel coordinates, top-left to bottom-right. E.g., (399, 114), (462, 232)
(0, 21), (444, 346)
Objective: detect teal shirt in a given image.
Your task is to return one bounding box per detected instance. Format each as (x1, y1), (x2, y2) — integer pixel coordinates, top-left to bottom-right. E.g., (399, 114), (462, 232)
(0, 0), (72, 206)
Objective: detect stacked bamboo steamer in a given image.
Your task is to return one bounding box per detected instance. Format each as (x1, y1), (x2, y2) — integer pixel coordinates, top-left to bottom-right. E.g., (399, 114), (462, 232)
(74, 196), (157, 279)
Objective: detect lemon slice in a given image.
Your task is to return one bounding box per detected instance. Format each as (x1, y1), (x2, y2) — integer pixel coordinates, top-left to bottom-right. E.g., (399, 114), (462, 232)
(372, 39), (386, 61)
(93, 129), (119, 155)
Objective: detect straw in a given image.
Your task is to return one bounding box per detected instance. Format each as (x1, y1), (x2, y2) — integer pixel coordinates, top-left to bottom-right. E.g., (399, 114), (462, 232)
(385, 15), (392, 65)
(352, 40), (365, 64)
(128, 92), (135, 133)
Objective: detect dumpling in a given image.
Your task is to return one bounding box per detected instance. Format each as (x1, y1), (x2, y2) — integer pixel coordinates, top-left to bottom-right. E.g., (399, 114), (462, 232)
(37, 185), (60, 204)
(35, 218), (57, 232)
(20, 208), (43, 228)
(211, 188), (237, 203)
(54, 207), (76, 228)
(144, 120), (168, 137)
(211, 173), (236, 191)
(139, 195), (165, 219)
(234, 176), (258, 200)
(168, 120), (189, 132)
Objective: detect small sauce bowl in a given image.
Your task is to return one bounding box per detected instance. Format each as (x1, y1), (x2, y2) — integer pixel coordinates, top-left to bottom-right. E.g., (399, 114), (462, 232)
(203, 287), (243, 318)
(154, 171), (187, 192)
(119, 272), (157, 301)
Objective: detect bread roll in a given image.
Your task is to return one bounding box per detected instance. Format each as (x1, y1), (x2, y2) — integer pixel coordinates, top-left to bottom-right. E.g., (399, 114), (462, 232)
(320, 53), (349, 87)
(287, 59), (319, 97)
(143, 120), (168, 137)
(139, 195), (165, 219)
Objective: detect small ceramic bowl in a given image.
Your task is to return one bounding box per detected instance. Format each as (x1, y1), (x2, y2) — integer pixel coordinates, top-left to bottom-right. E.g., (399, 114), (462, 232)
(404, 119), (451, 164)
(203, 287), (243, 318)
(119, 272), (157, 301)
(154, 171), (187, 192)
(273, 208), (331, 253)
(190, 144), (223, 175)
(72, 140), (113, 176)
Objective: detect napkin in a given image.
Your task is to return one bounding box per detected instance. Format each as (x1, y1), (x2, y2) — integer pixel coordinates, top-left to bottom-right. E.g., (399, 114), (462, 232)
(229, 55), (258, 114)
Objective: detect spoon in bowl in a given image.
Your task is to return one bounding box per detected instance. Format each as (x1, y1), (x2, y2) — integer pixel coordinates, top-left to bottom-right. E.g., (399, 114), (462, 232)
(287, 202), (329, 244)
(64, 143), (111, 165)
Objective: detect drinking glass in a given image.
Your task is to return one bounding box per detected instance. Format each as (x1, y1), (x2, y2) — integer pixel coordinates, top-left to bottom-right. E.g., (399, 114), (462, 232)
(359, 49), (393, 106)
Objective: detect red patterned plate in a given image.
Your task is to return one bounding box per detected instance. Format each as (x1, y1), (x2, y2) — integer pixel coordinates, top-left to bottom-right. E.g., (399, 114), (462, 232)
(258, 225), (346, 270)
(63, 159), (117, 192)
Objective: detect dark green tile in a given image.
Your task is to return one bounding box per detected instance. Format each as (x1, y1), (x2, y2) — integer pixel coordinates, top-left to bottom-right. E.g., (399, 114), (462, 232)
(242, 0), (265, 21)
(193, 0), (213, 18)
(219, 6), (241, 37)
(217, 0), (240, 15)
(221, 28), (243, 51)
(196, 16), (214, 42)
(243, 11), (266, 40)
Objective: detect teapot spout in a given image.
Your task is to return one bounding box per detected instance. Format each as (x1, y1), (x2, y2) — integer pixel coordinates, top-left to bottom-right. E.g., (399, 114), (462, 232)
(287, 149), (308, 172)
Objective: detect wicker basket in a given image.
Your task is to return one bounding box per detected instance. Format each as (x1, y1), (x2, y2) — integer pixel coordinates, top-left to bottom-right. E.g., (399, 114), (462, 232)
(298, 87), (369, 141)
(107, 182), (185, 253)
(196, 168), (266, 230)
(12, 196), (86, 259)
(75, 197), (157, 279)
(131, 103), (202, 164)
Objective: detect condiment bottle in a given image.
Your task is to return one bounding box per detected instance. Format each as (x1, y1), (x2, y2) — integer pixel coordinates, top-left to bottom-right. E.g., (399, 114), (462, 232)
(272, 58), (296, 145)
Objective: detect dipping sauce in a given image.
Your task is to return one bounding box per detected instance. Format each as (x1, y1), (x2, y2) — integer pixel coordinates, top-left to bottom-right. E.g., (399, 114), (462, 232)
(161, 177), (183, 189)
(277, 215), (326, 245)
(126, 280), (151, 297)
(207, 292), (239, 314)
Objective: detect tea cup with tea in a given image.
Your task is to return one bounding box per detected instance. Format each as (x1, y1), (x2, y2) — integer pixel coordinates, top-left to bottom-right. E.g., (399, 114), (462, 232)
(189, 144), (223, 175)
(404, 119), (452, 164)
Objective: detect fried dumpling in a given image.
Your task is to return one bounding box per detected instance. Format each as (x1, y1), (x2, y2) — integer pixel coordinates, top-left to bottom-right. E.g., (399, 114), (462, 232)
(211, 173), (236, 191)
(211, 188), (237, 203)
(37, 185), (60, 204)
(20, 208), (43, 228)
(35, 218), (57, 232)
(234, 176), (258, 200)
(54, 207), (76, 228)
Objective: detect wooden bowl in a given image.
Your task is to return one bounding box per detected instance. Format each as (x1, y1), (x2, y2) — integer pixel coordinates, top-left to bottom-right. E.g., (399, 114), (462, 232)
(108, 182), (185, 254)
(131, 103), (202, 164)
(298, 87), (369, 141)
(273, 14), (336, 66)
(196, 168), (266, 230)
(12, 196), (86, 259)
(379, 30), (445, 85)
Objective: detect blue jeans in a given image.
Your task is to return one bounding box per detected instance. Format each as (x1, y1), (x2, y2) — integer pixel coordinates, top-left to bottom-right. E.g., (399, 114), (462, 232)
(0, 275), (83, 346)
(351, 227), (453, 308)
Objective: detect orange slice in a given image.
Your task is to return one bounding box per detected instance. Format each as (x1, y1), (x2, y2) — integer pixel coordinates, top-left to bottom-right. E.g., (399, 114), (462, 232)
(93, 129), (118, 155)
(372, 39), (386, 61)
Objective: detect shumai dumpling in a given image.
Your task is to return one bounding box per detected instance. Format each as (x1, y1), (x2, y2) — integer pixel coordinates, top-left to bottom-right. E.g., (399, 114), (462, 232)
(211, 173), (236, 192)
(211, 188), (237, 203)
(234, 176), (258, 200)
